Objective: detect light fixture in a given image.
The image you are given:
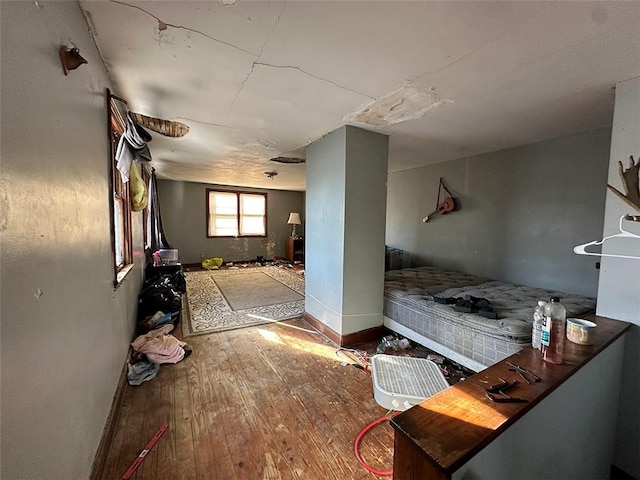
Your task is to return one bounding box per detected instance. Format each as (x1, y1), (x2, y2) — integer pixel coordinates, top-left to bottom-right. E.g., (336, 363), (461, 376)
(287, 212), (301, 238)
(59, 46), (88, 75)
(264, 171), (278, 179)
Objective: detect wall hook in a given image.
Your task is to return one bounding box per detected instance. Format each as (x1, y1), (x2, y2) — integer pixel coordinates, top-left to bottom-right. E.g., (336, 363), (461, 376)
(59, 46), (88, 75)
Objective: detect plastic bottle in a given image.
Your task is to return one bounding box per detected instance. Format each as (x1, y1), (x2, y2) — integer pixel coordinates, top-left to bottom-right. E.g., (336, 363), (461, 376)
(541, 297), (567, 364)
(376, 335), (410, 354)
(531, 300), (546, 350)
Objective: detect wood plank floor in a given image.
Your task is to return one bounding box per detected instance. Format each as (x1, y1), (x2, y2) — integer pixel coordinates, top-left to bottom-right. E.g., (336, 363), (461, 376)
(95, 318), (397, 479)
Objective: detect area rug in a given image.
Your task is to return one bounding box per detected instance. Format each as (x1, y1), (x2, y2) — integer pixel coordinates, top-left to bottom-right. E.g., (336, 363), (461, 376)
(183, 266), (305, 336)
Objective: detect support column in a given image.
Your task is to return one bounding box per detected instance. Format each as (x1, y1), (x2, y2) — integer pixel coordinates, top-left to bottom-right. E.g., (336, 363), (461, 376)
(304, 126), (389, 341)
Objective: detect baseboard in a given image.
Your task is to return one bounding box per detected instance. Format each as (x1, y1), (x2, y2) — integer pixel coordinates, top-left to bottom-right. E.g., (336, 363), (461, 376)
(181, 262), (203, 271)
(302, 311), (385, 346)
(302, 311), (341, 344)
(89, 360), (129, 480)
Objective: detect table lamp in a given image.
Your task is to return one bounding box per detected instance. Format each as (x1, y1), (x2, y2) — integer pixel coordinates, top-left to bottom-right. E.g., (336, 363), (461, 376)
(287, 212), (301, 238)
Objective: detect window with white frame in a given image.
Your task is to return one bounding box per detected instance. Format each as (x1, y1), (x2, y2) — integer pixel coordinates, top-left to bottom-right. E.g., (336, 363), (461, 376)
(207, 190), (267, 237)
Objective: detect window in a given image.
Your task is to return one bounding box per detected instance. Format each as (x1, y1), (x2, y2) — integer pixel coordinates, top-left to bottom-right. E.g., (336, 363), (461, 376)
(108, 90), (133, 285)
(207, 190), (267, 237)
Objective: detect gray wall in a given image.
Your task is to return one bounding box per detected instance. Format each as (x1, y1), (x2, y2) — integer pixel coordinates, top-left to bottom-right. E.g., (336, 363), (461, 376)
(1, 2), (144, 478)
(158, 180), (304, 264)
(305, 126), (389, 335)
(386, 128), (611, 297)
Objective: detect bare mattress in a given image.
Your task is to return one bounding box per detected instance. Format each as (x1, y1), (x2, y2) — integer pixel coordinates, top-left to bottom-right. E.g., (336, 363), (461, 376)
(383, 266), (596, 371)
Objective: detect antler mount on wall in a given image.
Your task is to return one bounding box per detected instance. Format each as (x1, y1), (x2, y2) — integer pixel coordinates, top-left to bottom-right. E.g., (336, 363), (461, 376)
(608, 155), (640, 214)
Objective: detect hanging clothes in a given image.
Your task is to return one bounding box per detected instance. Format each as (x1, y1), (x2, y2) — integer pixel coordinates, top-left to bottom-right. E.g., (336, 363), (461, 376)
(116, 113), (152, 183)
(146, 168), (172, 252)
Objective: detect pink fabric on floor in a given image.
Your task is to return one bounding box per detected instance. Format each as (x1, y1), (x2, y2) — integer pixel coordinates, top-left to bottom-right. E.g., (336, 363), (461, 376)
(131, 324), (186, 364)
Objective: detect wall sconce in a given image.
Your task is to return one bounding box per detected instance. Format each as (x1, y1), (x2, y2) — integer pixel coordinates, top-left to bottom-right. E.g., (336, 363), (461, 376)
(287, 212), (301, 238)
(59, 46), (88, 75)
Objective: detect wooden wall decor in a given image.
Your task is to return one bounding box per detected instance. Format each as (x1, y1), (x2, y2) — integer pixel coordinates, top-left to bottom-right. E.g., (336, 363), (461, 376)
(59, 46), (87, 75)
(129, 112), (189, 138)
(422, 177), (459, 223)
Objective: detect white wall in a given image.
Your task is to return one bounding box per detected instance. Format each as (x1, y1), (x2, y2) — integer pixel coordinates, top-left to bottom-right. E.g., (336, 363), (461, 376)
(598, 76), (640, 479)
(0, 2), (144, 478)
(305, 126), (388, 335)
(597, 77), (640, 320)
(453, 337), (625, 480)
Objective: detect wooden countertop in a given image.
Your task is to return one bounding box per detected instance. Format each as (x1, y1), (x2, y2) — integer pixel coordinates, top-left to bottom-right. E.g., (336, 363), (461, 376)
(390, 314), (631, 477)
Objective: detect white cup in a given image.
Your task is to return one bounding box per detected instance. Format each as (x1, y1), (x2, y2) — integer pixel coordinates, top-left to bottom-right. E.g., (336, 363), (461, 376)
(566, 318), (597, 345)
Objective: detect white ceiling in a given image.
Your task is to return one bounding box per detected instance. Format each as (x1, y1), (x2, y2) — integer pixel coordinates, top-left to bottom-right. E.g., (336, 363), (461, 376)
(80, 1), (640, 191)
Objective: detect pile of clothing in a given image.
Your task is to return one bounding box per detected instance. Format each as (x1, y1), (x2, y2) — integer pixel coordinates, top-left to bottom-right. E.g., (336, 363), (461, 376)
(126, 322), (192, 386)
(434, 294), (498, 319)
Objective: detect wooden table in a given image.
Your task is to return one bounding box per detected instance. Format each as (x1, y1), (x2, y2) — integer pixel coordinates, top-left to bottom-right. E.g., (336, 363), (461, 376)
(391, 314), (631, 479)
(286, 237), (304, 263)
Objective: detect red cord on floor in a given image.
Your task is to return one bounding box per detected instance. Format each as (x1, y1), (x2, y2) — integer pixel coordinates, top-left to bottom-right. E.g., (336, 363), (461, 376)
(354, 411), (400, 476)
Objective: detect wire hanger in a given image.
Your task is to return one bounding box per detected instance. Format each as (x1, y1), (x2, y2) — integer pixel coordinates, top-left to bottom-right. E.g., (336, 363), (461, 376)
(573, 214), (640, 260)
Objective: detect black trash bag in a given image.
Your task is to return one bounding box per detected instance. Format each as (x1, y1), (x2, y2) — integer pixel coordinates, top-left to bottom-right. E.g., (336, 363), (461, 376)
(138, 280), (182, 320)
(142, 271), (186, 295)
(168, 271), (186, 294)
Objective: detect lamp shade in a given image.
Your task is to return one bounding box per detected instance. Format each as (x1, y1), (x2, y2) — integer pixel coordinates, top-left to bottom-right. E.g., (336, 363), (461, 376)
(287, 212), (301, 225)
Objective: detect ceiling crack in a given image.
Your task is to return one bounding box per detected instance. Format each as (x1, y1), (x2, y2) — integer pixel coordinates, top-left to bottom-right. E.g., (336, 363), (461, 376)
(225, 63), (256, 122)
(173, 117), (234, 128)
(79, 6), (119, 91)
(253, 62), (374, 99)
(412, 2), (554, 82)
(110, 0), (256, 56)
(224, 4), (286, 121)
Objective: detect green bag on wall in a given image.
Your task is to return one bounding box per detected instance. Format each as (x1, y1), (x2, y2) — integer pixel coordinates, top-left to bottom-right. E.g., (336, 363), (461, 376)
(130, 161), (148, 212)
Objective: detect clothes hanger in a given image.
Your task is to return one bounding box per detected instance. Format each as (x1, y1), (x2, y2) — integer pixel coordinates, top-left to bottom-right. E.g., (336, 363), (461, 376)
(573, 215), (640, 260)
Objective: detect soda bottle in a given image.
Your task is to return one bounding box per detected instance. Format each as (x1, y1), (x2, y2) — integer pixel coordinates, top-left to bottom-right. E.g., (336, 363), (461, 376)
(541, 297), (566, 364)
(531, 300), (546, 350)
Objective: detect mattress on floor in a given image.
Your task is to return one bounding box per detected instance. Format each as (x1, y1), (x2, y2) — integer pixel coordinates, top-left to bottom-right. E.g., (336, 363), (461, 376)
(384, 268), (596, 367)
(384, 266), (487, 304)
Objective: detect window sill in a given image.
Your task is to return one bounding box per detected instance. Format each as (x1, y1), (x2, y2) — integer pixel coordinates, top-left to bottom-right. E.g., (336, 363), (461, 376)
(114, 263), (135, 289)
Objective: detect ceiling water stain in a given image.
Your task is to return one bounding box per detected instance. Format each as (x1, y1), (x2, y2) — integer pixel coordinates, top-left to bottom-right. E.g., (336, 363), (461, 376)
(345, 82), (453, 127)
(0, 190), (9, 232)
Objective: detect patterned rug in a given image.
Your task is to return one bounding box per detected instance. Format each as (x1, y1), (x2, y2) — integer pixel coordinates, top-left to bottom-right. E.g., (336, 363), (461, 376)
(183, 266), (305, 336)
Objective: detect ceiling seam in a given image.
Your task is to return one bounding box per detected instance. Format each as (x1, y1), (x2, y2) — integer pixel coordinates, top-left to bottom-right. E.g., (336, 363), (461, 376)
(224, 4), (286, 123)
(78, 2), (118, 91)
(109, 0), (257, 56)
(173, 117), (231, 129)
(412, 1), (556, 83)
(253, 62), (374, 99)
